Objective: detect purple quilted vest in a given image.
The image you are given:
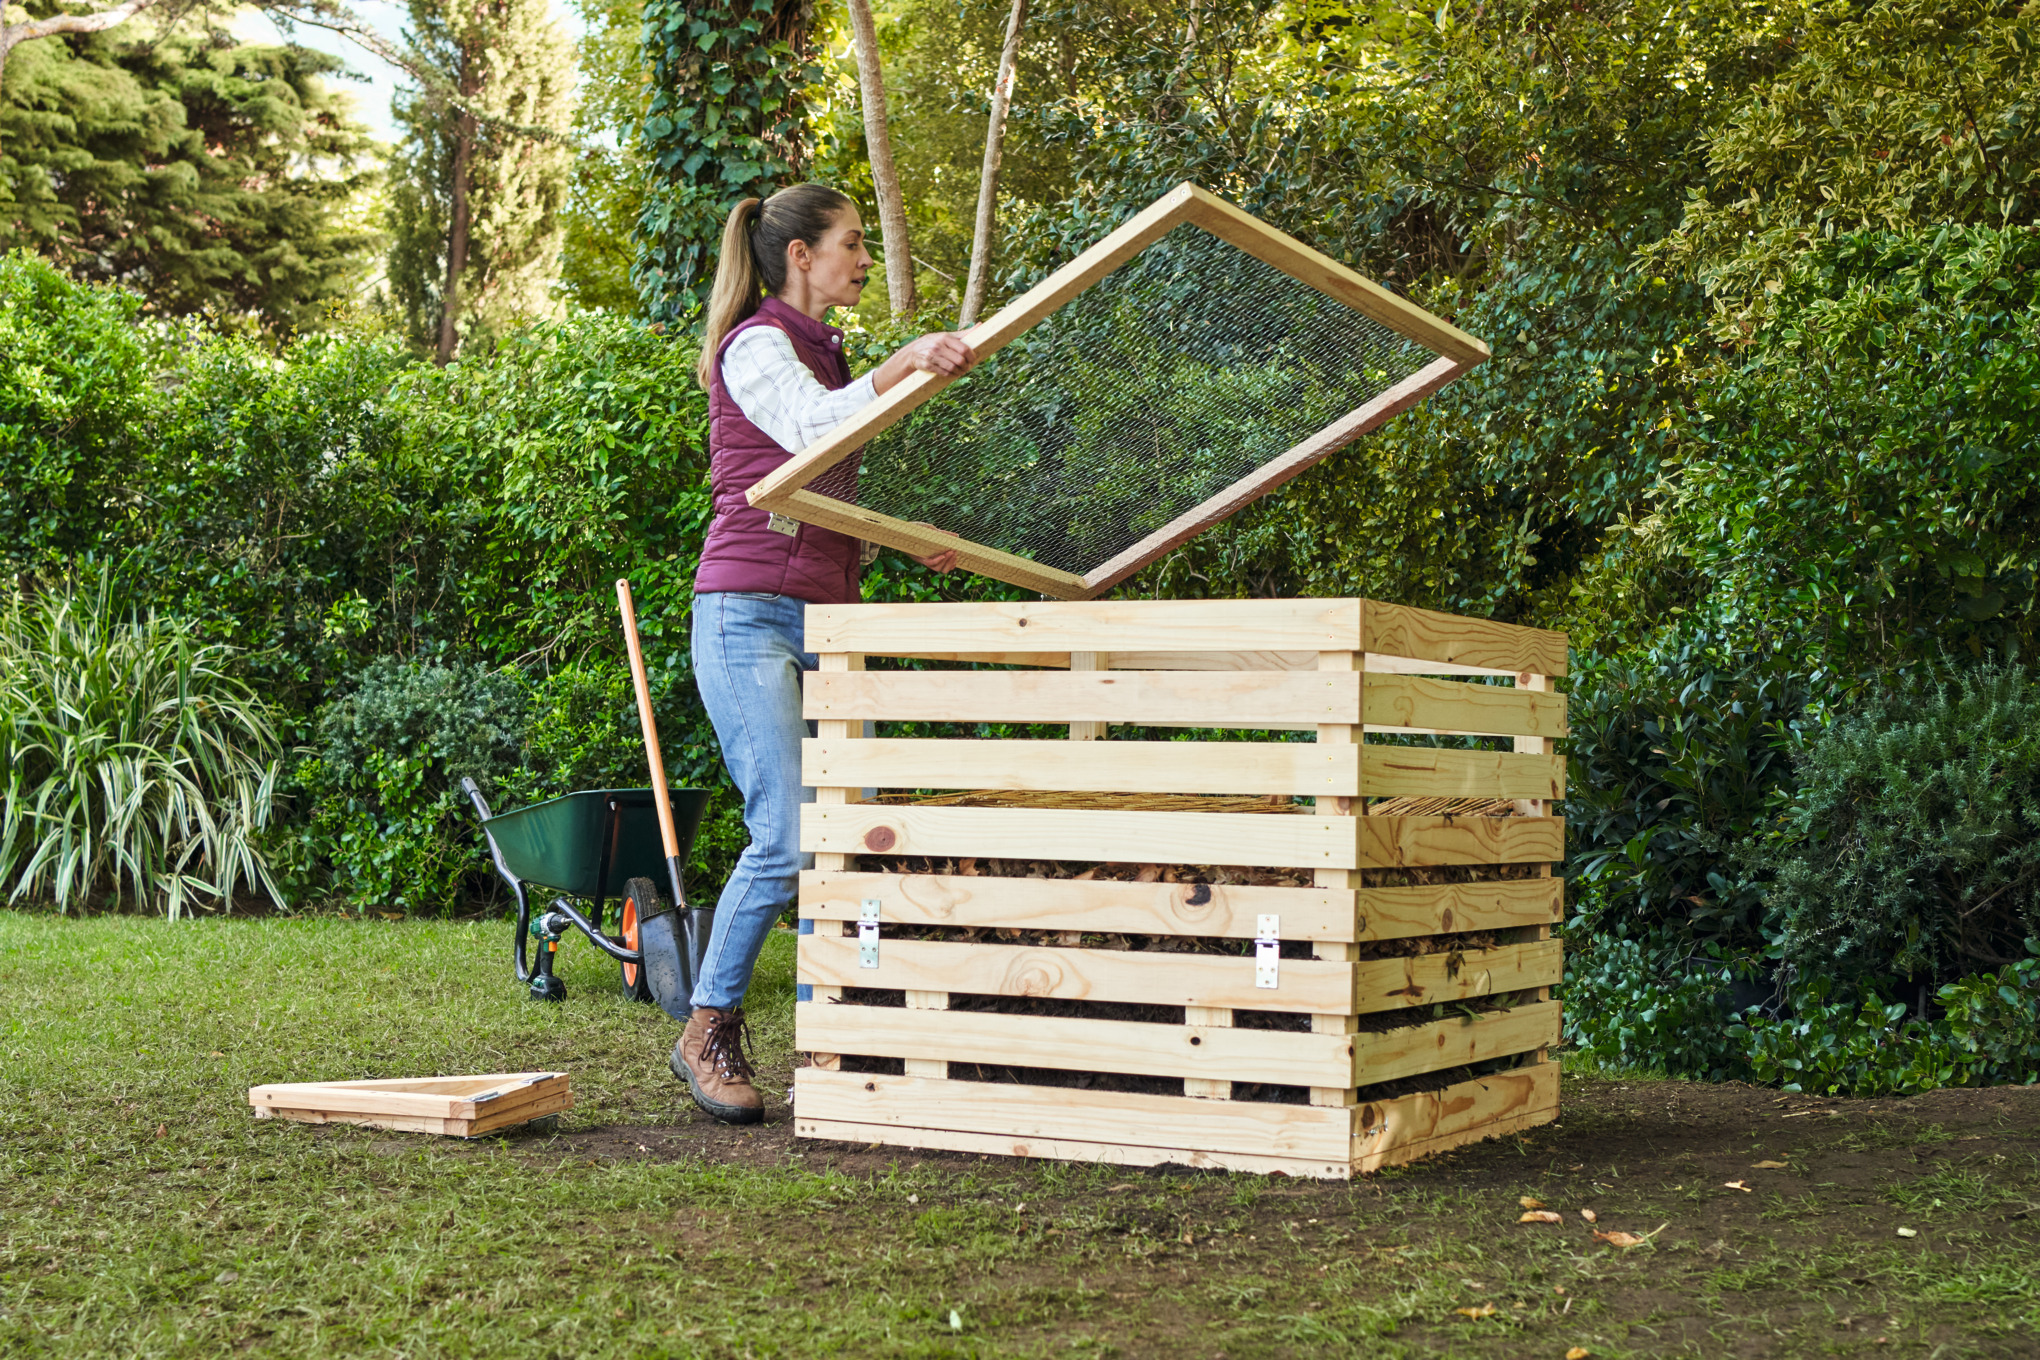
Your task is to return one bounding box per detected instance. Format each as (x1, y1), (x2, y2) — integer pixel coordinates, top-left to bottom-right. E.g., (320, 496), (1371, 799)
(695, 297), (863, 603)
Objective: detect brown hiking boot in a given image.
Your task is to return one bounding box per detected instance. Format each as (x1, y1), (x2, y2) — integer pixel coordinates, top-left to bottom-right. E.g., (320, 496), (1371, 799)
(669, 1006), (763, 1125)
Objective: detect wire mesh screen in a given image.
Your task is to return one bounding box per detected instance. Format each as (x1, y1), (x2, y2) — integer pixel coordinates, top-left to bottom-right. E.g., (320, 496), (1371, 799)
(815, 223), (1435, 578)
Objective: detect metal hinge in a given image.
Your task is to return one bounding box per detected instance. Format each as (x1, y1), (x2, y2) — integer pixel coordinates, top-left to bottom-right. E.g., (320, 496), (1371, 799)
(1255, 914), (1280, 989)
(859, 899), (882, 968)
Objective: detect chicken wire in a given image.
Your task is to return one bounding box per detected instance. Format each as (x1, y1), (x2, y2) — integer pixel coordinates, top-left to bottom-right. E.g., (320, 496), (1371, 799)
(813, 223), (1436, 578)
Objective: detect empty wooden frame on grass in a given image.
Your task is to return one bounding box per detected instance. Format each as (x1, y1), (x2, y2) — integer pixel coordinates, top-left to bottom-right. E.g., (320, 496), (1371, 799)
(746, 182), (1489, 599)
(247, 1072), (571, 1138)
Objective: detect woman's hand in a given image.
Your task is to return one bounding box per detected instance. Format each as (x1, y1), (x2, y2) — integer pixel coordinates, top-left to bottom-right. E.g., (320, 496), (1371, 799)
(910, 523), (960, 574)
(871, 332), (977, 396)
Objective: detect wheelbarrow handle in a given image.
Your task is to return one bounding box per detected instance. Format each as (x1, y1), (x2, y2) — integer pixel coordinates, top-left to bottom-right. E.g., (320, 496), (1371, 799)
(615, 579), (682, 866)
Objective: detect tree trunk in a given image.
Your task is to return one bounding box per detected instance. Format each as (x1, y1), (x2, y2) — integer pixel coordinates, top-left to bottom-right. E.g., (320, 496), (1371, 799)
(436, 107), (475, 365)
(959, 0), (1028, 328)
(844, 0), (914, 319)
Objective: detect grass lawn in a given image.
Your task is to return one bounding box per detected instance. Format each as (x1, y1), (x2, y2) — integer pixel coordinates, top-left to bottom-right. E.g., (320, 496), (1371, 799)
(4, 913), (2038, 1358)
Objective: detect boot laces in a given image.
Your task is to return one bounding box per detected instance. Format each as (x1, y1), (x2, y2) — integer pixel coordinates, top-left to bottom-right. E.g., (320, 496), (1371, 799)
(700, 1008), (756, 1083)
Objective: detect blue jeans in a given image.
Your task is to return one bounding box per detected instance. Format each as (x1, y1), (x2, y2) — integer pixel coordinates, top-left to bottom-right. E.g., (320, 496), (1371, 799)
(689, 591), (818, 1010)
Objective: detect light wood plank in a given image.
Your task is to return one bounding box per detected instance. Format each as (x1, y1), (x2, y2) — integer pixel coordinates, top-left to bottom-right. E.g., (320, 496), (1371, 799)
(1361, 747), (1564, 801)
(1356, 879), (1565, 941)
(1183, 187), (1490, 365)
(773, 490), (1086, 598)
(805, 598), (1363, 657)
(747, 184), (1199, 511)
(1077, 356), (1470, 596)
(794, 1003), (1350, 1087)
(1363, 674), (1568, 738)
(1353, 1002), (1562, 1084)
(793, 1117), (1354, 1179)
(803, 803), (1363, 870)
(1364, 602), (1568, 678)
(805, 667), (1356, 728)
(1353, 940), (1563, 1014)
(798, 933), (1356, 1014)
(1067, 651), (1108, 740)
(1352, 1061), (1558, 1169)
(1358, 814), (1564, 868)
(801, 870), (1356, 940)
(793, 1066), (1352, 1161)
(1184, 1005), (1235, 1099)
(804, 737), (1360, 797)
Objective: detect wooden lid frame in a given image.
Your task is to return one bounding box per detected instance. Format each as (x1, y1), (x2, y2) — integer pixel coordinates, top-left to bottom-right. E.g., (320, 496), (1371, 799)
(745, 182), (1490, 599)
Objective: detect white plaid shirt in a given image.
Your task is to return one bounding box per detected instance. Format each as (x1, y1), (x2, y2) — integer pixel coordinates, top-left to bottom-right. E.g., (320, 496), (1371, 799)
(720, 325), (878, 454)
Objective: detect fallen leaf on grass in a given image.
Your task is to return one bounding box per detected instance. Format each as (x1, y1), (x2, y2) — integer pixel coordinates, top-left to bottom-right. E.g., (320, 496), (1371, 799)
(155, 1124), (166, 1138)
(1724, 1180), (1753, 1192)
(1107, 1183), (1137, 1193)
(1454, 1304), (1498, 1319)
(1580, 1208), (1598, 1223)
(1594, 1230), (1646, 1247)
(377, 912), (403, 922)
(1751, 1160), (1789, 1169)
(948, 1309), (962, 1333)
(907, 1194), (919, 1205)
(1896, 1227), (1918, 1239)
(1519, 1210), (1563, 1224)
(1568, 1349), (1593, 1359)
(1519, 1196), (1546, 1209)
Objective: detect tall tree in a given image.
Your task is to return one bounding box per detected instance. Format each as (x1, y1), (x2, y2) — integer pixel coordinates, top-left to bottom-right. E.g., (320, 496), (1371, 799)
(387, 0), (575, 361)
(557, 0), (648, 312)
(957, 0), (1026, 325)
(845, 0), (914, 317)
(0, 12), (380, 333)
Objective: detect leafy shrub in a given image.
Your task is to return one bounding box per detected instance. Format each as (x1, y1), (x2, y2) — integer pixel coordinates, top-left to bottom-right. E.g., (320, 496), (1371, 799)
(1735, 947), (2040, 1096)
(0, 574), (284, 918)
(1564, 625), (1818, 947)
(294, 660), (529, 914)
(1754, 664), (2040, 988)
(1560, 930), (1757, 1081)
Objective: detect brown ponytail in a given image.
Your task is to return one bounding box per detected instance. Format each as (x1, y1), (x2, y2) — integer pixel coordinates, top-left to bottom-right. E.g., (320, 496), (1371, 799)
(696, 183), (856, 389)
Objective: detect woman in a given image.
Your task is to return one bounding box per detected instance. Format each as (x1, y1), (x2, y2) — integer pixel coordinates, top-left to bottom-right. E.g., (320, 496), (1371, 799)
(674, 183), (975, 1124)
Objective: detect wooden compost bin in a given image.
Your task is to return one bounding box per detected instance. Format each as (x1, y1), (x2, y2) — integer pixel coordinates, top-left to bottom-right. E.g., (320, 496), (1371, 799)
(791, 598), (1567, 1179)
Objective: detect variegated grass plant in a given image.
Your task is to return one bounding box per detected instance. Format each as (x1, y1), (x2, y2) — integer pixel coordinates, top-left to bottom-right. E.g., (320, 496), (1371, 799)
(0, 574), (285, 918)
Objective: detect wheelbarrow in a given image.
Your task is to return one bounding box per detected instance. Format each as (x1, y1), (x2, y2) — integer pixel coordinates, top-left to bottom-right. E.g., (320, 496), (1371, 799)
(462, 580), (713, 1022)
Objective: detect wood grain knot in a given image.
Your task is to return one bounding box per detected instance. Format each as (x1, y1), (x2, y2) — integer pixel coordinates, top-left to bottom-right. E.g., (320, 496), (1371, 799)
(863, 825), (898, 851)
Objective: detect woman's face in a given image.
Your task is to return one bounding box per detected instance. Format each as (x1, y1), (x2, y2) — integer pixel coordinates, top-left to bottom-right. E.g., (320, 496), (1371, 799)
(790, 205), (875, 311)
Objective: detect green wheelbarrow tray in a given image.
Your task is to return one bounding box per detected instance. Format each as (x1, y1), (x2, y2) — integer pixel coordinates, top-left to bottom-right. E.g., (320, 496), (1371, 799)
(478, 788), (710, 899)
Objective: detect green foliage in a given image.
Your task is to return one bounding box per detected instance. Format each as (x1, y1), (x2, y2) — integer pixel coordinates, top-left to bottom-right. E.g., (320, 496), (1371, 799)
(0, 16), (380, 333)
(1671, 0), (2040, 333)
(0, 253), (157, 567)
(633, 0), (823, 323)
(1667, 226), (2040, 671)
(387, 0), (576, 354)
(0, 573), (284, 919)
(1755, 665), (2040, 987)
(1565, 628), (1817, 947)
(1736, 949), (2040, 1096)
(1560, 932), (1754, 1081)
(561, 0), (654, 313)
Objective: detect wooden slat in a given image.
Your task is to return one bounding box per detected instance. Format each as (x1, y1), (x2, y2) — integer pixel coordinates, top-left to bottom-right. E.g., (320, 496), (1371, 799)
(1183, 187), (1490, 365)
(805, 598), (1363, 657)
(1363, 674), (1568, 738)
(794, 1003), (1353, 1087)
(1352, 1061), (1558, 1170)
(799, 933), (1357, 1013)
(803, 803), (1362, 870)
(793, 1066), (1352, 1161)
(805, 737), (1359, 797)
(1359, 814), (1564, 868)
(1353, 940), (1563, 1014)
(1356, 879), (1564, 941)
(805, 668), (1356, 728)
(748, 184), (1199, 511)
(772, 490), (1087, 598)
(794, 1118), (1354, 1179)
(1364, 602), (1568, 678)
(1077, 356), (1469, 597)
(801, 870), (1357, 941)
(1353, 1002), (1562, 1084)
(1361, 747), (1564, 801)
